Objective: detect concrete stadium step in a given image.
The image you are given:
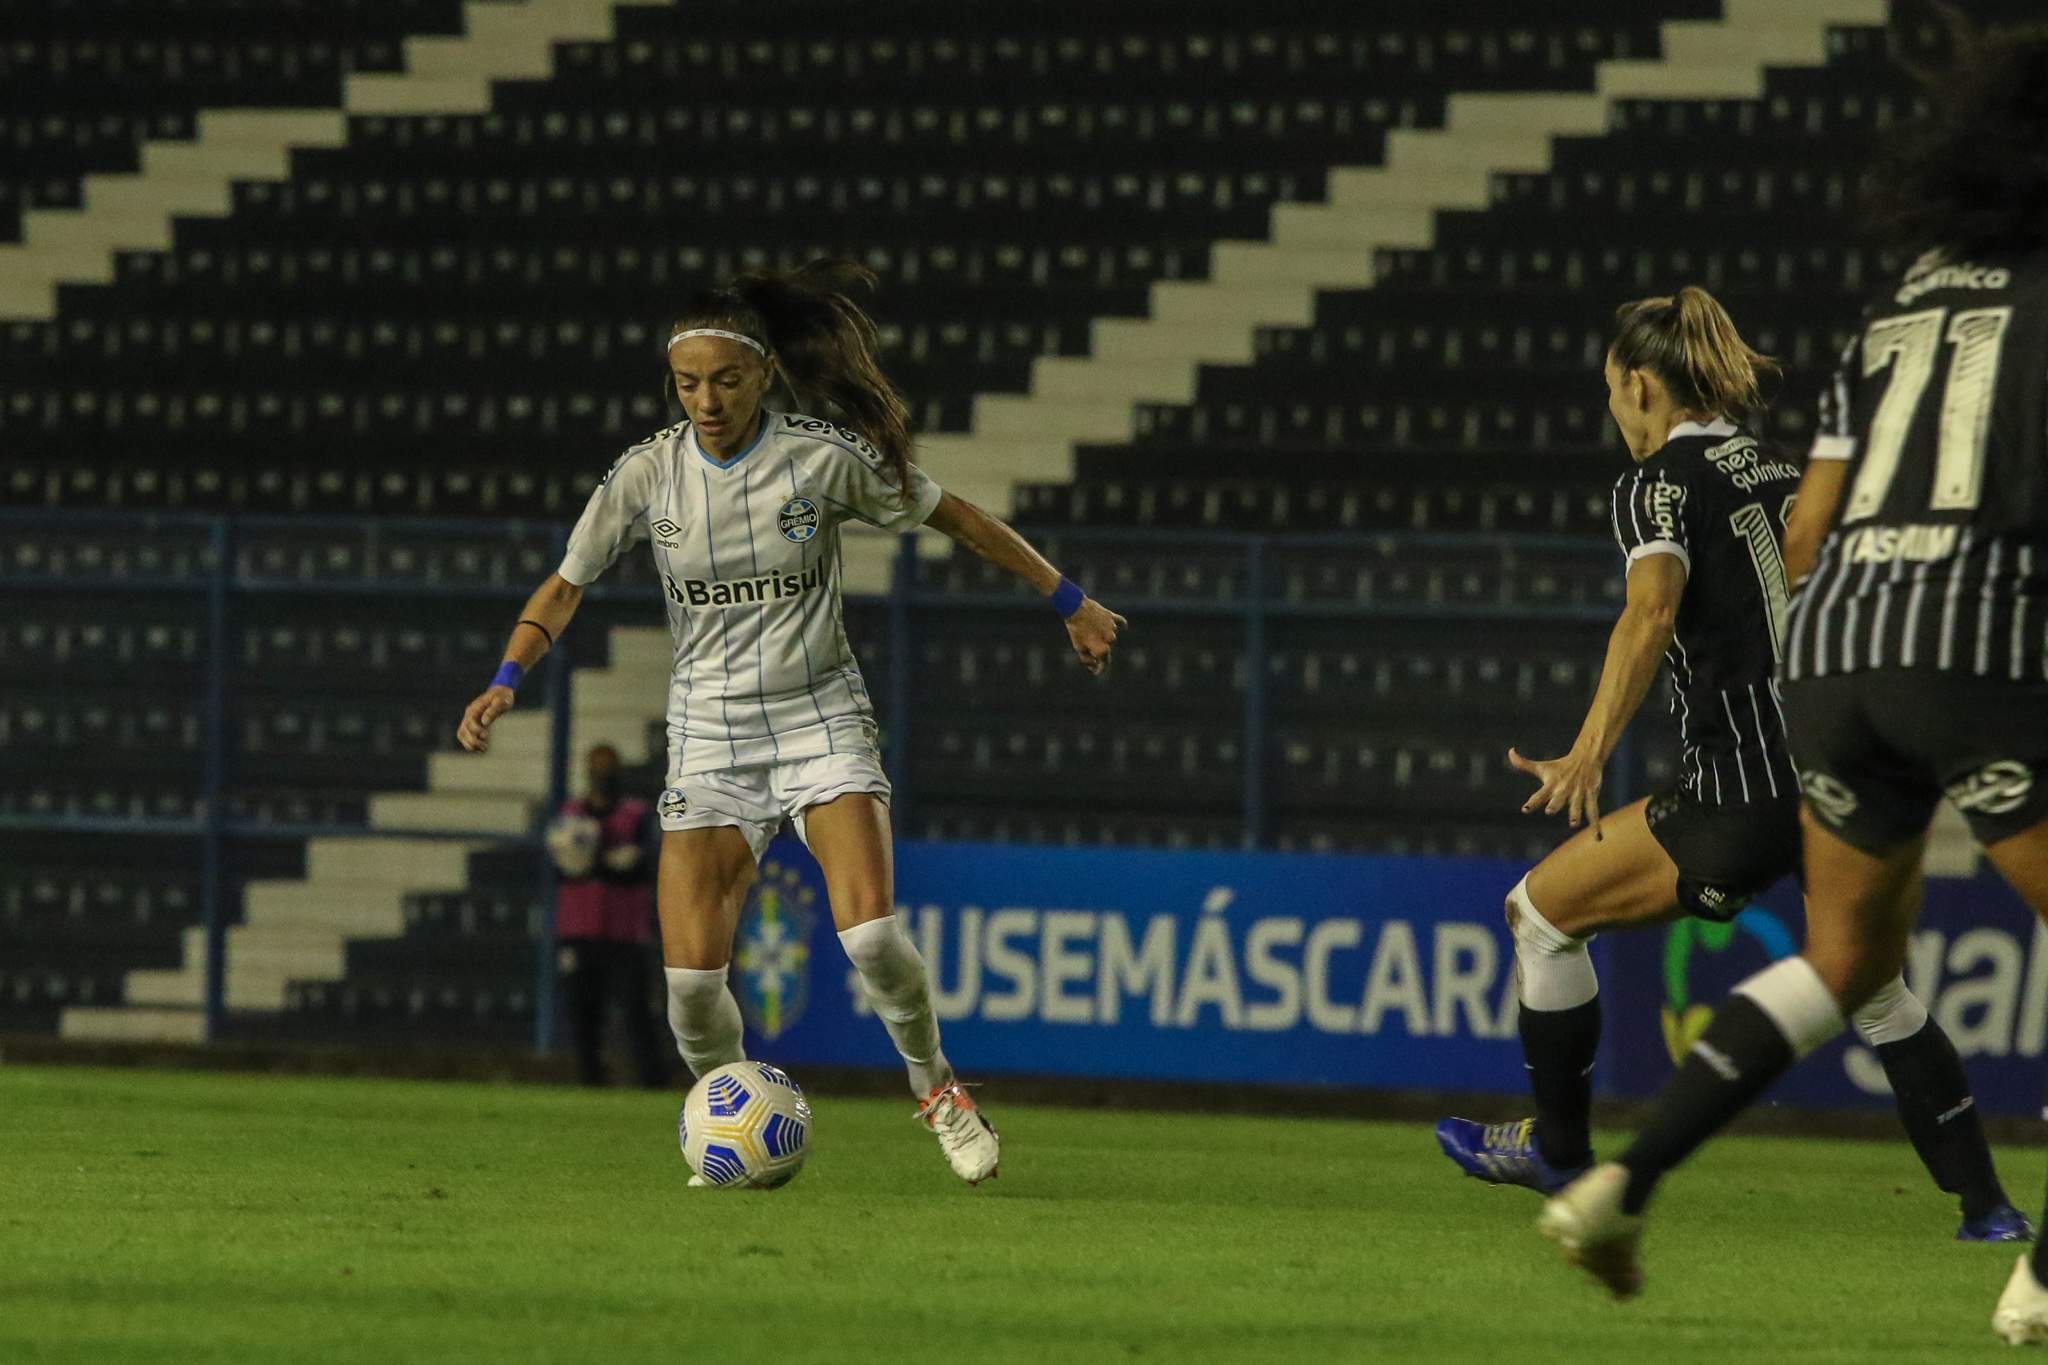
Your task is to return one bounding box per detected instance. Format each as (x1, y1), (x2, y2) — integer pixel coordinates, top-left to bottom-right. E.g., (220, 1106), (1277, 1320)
(370, 792), (535, 834)
(916, 0), (1887, 498)
(0, 0), (627, 319)
(77, 621), (678, 1033)
(56, 1006), (206, 1044)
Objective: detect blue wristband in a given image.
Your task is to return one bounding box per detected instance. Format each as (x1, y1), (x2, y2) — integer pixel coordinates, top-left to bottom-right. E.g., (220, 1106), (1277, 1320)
(491, 660), (526, 691)
(1049, 576), (1086, 619)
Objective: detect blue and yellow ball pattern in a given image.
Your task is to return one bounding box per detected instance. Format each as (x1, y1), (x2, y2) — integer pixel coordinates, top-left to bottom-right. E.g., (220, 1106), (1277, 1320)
(679, 1061), (812, 1189)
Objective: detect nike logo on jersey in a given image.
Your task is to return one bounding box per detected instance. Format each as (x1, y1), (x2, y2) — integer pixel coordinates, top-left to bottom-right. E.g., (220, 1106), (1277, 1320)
(1839, 524), (1961, 565)
(666, 564), (824, 609)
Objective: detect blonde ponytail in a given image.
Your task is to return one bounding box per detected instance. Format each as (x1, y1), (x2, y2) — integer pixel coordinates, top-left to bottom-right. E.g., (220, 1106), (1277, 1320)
(1611, 286), (1778, 424)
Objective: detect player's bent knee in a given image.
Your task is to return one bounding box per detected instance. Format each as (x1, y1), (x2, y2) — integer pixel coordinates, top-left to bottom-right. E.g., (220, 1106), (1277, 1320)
(1508, 876), (1598, 1012)
(1801, 943), (1904, 1018)
(1851, 974), (1928, 1046)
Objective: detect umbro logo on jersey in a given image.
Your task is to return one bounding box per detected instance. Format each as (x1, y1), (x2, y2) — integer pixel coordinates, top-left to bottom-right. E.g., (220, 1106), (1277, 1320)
(650, 516), (682, 549)
(1800, 770), (1860, 824)
(778, 498), (820, 543)
(665, 564), (823, 609)
(1946, 761), (2036, 816)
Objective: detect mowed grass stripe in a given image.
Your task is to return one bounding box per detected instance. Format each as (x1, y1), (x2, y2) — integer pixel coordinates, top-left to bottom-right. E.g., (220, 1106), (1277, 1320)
(0, 1067), (2029, 1364)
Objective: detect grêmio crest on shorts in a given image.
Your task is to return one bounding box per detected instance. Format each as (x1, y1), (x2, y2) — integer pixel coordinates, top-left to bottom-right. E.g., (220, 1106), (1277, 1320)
(552, 410), (943, 775)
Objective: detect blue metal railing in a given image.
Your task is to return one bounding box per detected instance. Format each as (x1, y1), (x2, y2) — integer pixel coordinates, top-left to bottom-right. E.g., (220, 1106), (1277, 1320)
(1, 508), (1630, 1048)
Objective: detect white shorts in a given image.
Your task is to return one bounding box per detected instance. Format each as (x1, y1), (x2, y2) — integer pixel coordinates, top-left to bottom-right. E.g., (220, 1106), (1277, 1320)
(657, 749), (891, 862)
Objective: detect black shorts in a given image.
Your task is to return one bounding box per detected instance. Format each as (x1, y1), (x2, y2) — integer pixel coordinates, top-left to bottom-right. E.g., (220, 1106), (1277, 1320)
(1781, 669), (2048, 856)
(1644, 786), (1803, 922)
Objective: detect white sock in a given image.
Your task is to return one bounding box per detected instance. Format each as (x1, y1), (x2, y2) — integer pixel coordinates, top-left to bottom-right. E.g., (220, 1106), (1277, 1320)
(1734, 956), (1845, 1058)
(838, 915), (952, 1095)
(1851, 973), (1929, 1047)
(664, 966), (746, 1078)
(1508, 876), (1598, 1012)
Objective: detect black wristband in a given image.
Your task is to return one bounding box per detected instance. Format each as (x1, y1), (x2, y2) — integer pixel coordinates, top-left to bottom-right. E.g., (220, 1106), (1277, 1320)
(517, 618), (556, 648)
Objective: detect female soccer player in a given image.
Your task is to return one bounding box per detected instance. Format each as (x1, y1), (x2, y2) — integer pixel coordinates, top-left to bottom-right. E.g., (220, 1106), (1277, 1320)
(1534, 25), (2048, 1317)
(1434, 287), (2023, 1240)
(456, 260), (1125, 1184)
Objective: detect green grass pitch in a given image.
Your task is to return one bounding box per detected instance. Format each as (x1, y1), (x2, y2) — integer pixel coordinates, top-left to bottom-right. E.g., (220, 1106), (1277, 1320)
(0, 1066), (2034, 1363)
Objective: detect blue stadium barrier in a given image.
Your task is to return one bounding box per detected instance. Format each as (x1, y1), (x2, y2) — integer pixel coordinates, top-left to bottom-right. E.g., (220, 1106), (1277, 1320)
(4, 507), (1628, 1061)
(740, 836), (1551, 1094)
(1606, 873), (2048, 1119)
(740, 836), (2048, 1115)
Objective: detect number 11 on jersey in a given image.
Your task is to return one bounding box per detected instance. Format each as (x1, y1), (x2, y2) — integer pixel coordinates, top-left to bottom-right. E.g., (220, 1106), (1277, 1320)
(1730, 502), (1790, 663)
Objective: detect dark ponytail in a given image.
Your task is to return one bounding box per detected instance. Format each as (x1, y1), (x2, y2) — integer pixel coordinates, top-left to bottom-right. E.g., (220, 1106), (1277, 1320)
(1610, 286), (1777, 426)
(669, 260), (914, 498)
(1863, 10), (2048, 258)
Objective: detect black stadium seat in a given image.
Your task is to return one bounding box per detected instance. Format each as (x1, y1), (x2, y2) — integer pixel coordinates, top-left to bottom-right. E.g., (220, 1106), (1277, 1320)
(5, 0), (2004, 1039)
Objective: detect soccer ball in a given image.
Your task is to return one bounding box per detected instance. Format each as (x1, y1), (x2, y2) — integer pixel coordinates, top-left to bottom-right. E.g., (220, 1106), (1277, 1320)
(679, 1061), (812, 1189)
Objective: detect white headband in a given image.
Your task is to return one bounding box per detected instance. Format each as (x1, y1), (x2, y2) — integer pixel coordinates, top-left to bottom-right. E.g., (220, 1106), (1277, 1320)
(668, 327), (767, 355)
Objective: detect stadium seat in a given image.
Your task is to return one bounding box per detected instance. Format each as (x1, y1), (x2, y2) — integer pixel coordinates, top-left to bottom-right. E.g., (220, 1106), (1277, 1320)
(5, 0), (1985, 1041)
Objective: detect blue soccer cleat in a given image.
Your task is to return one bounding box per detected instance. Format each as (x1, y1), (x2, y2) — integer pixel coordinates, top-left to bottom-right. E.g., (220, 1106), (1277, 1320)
(1436, 1117), (1590, 1196)
(1961, 1203), (2036, 1243)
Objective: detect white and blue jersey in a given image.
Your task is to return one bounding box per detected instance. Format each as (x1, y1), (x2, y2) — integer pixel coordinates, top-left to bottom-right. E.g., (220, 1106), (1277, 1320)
(558, 411), (941, 776)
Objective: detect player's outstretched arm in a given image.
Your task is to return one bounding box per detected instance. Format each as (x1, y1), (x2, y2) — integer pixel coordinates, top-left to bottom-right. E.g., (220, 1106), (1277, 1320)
(1510, 553), (1683, 833)
(1782, 456), (1848, 587)
(456, 573), (586, 753)
(922, 491), (1126, 674)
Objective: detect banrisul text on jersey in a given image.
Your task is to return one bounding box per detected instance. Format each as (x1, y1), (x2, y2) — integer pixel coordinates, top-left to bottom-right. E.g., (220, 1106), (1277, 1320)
(1789, 249), (2048, 682)
(557, 411), (941, 775)
(665, 563), (825, 608)
(1611, 420), (1803, 805)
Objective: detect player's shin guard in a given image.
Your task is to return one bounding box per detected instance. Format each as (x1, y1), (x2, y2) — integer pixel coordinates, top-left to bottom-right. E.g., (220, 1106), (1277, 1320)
(664, 966), (746, 1078)
(839, 915), (953, 1095)
(1856, 975), (2009, 1221)
(1618, 957), (1843, 1215)
(1510, 877), (1601, 1171)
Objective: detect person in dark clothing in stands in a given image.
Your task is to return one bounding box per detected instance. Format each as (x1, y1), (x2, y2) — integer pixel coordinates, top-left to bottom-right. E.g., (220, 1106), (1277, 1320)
(548, 743), (669, 1089)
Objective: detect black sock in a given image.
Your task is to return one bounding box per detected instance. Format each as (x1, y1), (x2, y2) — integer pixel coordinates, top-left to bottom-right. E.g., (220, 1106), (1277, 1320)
(1618, 995), (1794, 1215)
(1521, 996), (1601, 1171)
(1876, 1019), (2006, 1222)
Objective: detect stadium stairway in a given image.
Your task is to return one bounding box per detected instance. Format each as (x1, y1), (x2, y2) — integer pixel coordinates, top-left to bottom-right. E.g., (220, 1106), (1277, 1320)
(914, 0), (1887, 517)
(57, 623), (673, 1043)
(0, 0), (617, 319)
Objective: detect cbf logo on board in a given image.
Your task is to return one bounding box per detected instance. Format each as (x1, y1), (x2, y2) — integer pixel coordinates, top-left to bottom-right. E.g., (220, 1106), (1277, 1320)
(734, 858), (817, 1039)
(778, 498), (819, 543)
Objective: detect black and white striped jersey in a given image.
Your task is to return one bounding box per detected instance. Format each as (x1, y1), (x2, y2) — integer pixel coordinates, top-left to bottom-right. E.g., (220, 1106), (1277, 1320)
(1612, 420), (1805, 805)
(1787, 249), (2048, 683)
